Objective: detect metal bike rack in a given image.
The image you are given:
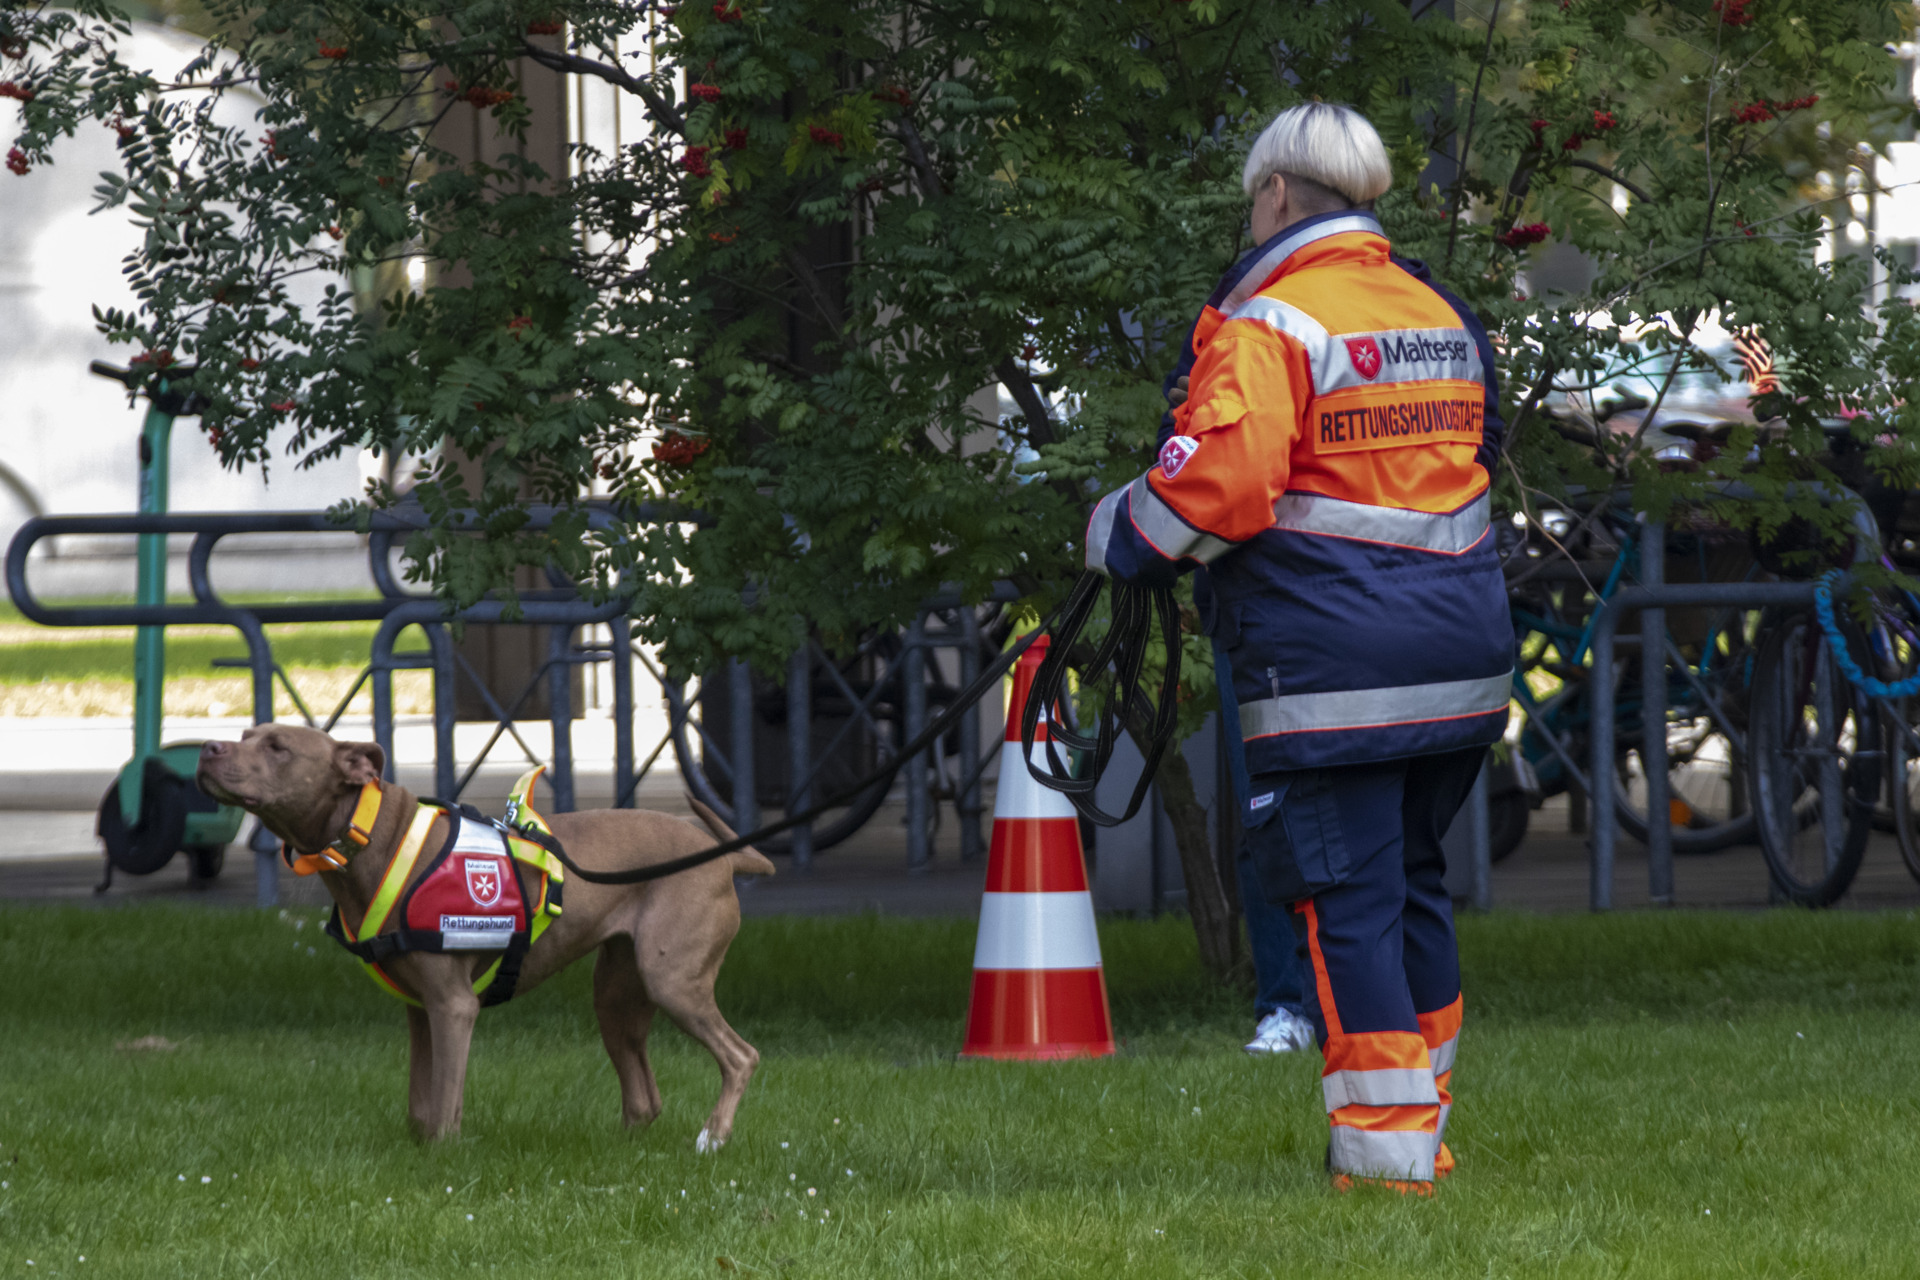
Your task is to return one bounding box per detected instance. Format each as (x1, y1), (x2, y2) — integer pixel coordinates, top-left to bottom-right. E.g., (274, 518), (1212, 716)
(670, 581), (1022, 871)
(1586, 570), (1816, 910)
(9, 506), (1023, 903)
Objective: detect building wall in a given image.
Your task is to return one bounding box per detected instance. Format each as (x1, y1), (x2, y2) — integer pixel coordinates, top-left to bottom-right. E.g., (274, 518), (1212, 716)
(0, 23), (366, 597)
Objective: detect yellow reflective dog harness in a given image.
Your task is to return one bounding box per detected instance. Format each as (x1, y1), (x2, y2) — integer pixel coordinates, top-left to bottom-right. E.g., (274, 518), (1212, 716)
(323, 768), (567, 1007)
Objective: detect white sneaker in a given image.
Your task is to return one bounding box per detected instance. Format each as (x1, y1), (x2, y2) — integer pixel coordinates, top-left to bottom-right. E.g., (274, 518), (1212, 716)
(1244, 1008), (1315, 1055)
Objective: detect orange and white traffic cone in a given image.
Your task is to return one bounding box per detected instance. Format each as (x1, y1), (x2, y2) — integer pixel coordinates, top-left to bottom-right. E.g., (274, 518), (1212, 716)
(960, 634), (1116, 1060)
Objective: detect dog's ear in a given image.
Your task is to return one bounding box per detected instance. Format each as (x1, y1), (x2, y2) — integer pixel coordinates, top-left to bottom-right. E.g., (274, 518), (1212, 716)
(333, 740), (387, 787)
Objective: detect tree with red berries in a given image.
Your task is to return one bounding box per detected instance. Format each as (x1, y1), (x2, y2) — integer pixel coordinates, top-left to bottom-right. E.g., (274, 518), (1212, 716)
(4, 0), (1915, 980)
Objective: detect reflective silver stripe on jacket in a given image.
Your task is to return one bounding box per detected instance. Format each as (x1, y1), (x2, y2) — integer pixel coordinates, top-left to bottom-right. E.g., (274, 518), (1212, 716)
(1240, 671), (1511, 739)
(1322, 1067), (1441, 1113)
(1084, 486), (1125, 575)
(1329, 1125), (1435, 1182)
(1227, 297), (1485, 398)
(1126, 476), (1235, 565)
(1270, 491), (1490, 555)
(1221, 213), (1386, 312)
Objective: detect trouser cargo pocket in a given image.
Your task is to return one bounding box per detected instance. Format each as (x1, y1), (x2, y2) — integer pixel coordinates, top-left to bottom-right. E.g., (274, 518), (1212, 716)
(1243, 768), (1354, 906)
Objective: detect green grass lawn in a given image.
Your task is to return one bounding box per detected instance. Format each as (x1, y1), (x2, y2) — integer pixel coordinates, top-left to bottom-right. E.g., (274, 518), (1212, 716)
(0, 626), (402, 684)
(0, 595), (421, 684)
(1, 907), (1918, 1278)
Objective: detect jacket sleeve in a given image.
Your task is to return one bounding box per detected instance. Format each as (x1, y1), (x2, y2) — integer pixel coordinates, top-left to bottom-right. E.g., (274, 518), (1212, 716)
(1087, 327), (1308, 584)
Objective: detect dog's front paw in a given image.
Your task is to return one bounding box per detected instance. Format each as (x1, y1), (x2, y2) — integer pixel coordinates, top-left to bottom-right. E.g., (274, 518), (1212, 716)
(695, 1127), (724, 1155)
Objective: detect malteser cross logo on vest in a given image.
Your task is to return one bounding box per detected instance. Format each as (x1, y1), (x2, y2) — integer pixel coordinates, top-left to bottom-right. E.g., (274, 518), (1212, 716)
(465, 857), (505, 908)
(1158, 435), (1200, 479)
(1344, 337), (1383, 381)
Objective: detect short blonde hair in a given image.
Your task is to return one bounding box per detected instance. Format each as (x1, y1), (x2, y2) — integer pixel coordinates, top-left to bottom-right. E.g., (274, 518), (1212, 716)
(1240, 103), (1393, 205)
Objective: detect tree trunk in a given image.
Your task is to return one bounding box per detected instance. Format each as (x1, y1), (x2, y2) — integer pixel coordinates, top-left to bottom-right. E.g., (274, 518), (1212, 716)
(1154, 745), (1244, 985)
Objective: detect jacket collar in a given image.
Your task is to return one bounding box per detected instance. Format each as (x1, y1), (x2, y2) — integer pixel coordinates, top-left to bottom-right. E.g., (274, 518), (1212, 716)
(1215, 209), (1386, 313)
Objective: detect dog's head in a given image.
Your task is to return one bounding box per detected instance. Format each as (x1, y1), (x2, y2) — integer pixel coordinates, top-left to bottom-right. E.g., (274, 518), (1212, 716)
(198, 725), (386, 853)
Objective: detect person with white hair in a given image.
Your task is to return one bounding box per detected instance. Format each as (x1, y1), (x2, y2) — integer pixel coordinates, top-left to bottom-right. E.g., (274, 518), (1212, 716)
(1087, 103), (1512, 1195)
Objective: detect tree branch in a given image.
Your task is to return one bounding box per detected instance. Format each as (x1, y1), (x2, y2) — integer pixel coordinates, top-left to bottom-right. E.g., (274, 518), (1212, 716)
(518, 39), (685, 137)
(993, 358), (1056, 448)
(784, 248), (850, 344)
(889, 117), (943, 198)
(1444, 0), (1502, 275)
(1568, 158), (1652, 205)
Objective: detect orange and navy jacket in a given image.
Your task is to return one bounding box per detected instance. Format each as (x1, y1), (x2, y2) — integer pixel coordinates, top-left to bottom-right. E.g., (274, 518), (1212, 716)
(1086, 210), (1513, 773)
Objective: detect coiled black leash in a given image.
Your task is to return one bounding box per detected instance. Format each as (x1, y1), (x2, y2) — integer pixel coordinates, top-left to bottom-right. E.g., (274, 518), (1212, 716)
(1019, 572), (1183, 827)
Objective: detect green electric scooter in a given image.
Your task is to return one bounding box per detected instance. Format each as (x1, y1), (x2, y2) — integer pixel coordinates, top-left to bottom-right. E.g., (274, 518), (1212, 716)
(91, 360), (246, 891)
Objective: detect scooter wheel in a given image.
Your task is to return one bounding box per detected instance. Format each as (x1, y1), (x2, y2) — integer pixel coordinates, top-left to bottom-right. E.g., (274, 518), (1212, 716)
(185, 844), (225, 881)
(97, 768), (191, 876)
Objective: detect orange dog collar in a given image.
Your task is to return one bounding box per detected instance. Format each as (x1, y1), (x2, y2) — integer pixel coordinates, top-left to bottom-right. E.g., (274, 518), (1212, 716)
(283, 781), (383, 876)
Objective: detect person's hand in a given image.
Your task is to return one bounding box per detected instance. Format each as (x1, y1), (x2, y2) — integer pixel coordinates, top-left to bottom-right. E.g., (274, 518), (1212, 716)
(1167, 375), (1189, 407)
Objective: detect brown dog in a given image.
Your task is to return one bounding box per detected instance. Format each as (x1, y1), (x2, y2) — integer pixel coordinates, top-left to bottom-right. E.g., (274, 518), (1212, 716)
(197, 723), (774, 1147)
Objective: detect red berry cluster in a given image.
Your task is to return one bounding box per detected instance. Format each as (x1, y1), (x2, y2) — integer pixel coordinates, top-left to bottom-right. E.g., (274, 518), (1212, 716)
(874, 84), (912, 109)
(1712, 0), (1754, 27)
(1562, 132), (1586, 151)
(445, 81), (514, 108)
(712, 1), (741, 20)
(808, 125), (844, 150)
(318, 42), (348, 59)
(5, 147), (27, 176)
(109, 116), (135, 141)
(1591, 109), (1617, 132)
(270, 400), (297, 413)
(1731, 94), (1817, 124)
(681, 145), (712, 177)
(652, 432), (711, 465)
(506, 315), (533, 334)
(240, 357), (261, 371)
(525, 18), (564, 34)
(131, 348), (174, 368)
(1499, 223), (1552, 249)
(689, 82), (722, 103)
(0, 38), (27, 59)
(0, 80), (33, 101)
(724, 127), (748, 150)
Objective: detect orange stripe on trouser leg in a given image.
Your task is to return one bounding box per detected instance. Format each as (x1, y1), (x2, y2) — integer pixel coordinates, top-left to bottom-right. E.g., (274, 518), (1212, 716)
(1323, 1032), (1440, 1183)
(1323, 1030), (1432, 1074)
(1300, 900), (1342, 1038)
(1419, 997), (1461, 1177)
(1329, 1105), (1439, 1182)
(1417, 995), (1463, 1050)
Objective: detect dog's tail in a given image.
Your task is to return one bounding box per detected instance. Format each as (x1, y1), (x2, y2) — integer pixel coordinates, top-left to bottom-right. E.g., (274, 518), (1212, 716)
(686, 795), (778, 877)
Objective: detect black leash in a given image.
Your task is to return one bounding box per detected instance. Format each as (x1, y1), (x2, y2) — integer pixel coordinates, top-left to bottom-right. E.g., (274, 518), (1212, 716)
(526, 598), (1070, 885)
(1020, 572), (1182, 827)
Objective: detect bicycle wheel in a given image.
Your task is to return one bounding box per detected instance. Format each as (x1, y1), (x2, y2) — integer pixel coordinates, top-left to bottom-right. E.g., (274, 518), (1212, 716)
(1747, 612), (1880, 906)
(1613, 712), (1755, 853)
(1883, 703), (1920, 884)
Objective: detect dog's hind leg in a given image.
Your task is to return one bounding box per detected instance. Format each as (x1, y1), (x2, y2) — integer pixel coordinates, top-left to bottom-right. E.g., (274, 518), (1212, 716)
(594, 936), (663, 1128)
(642, 961), (759, 1153)
(405, 1005), (436, 1136)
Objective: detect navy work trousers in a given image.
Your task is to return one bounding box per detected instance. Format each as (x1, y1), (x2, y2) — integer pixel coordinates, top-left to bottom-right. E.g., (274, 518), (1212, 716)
(1243, 746), (1482, 1184)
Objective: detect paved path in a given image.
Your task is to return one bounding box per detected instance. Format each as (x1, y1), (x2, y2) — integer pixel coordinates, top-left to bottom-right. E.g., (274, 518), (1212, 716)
(7, 790), (1919, 916)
